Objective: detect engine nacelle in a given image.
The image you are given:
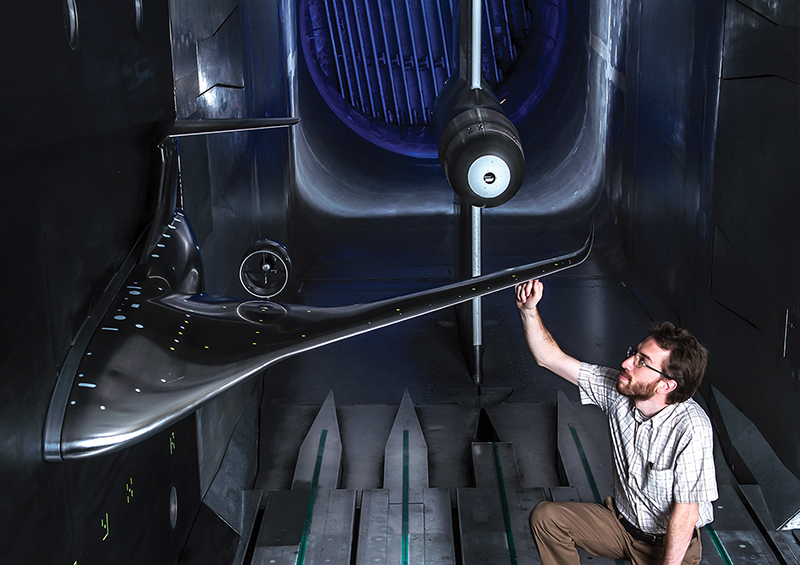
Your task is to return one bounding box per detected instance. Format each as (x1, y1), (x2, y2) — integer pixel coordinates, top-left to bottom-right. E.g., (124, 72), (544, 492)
(434, 79), (524, 208)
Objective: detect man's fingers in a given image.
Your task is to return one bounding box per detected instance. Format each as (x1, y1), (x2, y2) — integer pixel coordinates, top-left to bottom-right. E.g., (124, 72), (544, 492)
(515, 279), (539, 306)
(533, 279), (543, 298)
(514, 282), (527, 301)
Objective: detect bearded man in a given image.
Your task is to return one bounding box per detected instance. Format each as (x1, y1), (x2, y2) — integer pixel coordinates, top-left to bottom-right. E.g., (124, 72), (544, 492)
(515, 279), (717, 565)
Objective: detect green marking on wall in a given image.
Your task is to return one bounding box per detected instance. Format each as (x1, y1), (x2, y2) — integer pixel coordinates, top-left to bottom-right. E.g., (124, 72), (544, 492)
(706, 525), (734, 565)
(402, 430), (410, 565)
(568, 425), (602, 503)
(492, 442), (518, 565)
(296, 429), (327, 565)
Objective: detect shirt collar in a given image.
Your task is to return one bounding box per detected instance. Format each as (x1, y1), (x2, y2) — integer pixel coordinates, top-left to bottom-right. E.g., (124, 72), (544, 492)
(631, 401), (679, 426)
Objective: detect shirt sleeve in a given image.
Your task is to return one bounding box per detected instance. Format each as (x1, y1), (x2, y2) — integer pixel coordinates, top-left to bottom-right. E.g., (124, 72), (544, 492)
(672, 407), (719, 504)
(577, 363), (622, 414)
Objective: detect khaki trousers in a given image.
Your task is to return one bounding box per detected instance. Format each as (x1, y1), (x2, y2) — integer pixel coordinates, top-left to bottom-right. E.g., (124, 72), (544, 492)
(530, 498), (702, 565)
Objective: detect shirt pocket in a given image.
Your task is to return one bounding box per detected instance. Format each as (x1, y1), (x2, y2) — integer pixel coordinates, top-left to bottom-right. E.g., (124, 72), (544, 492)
(641, 468), (674, 502)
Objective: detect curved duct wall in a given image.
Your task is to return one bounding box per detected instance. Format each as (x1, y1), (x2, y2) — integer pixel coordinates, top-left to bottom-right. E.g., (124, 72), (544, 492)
(291, 0), (606, 220)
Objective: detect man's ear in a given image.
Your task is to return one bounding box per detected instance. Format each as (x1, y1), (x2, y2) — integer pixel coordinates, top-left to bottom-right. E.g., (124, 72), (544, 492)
(658, 378), (678, 395)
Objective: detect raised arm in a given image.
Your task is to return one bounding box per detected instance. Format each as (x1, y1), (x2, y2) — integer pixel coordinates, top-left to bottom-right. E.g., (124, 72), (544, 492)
(515, 280), (581, 385)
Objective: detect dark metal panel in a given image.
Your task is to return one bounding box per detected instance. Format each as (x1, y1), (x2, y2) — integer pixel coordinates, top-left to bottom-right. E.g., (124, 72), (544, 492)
(242, 0), (296, 249)
(485, 403), (560, 488)
(737, 0), (800, 28)
(614, 0), (726, 338)
(626, 0), (700, 314)
(704, 296), (800, 470)
(740, 485), (800, 561)
(171, 0), (251, 124)
(710, 486), (781, 564)
(710, 225), (788, 357)
(458, 444), (545, 565)
(196, 129), (255, 297)
(722, 0), (800, 82)
(356, 489), (391, 565)
(292, 391), (342, 490)
(169, 0), (242, 119)
(256, 489), (309, 548)
(384, 390), (429, 501)
(556, 391), (614, 503)
(179, 135), (215, 247)
(304, 488), (357, 564)
(232, 490), (264, 565)
(709, 387), (800, 530)
(169, 0), (240, 47)
(63, 417), (201, 563)
(197, 6), (245, 94)
(423, 488), (457, 564)
(711, 76), (800, 307)
(357, 488), (454, 564)
(706, 63), (800, 485)
(0, 1), (185, 563)
(255, 487), (356, 564)
(3, 1), (175, 156)
(457, 484), (513, 564)
(177, 503), (239, 565)
(199, 382), (261, 527)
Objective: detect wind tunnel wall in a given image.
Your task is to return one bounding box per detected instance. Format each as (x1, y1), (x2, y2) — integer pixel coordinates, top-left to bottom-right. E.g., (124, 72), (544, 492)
(604, 0), (800, 480)
(1, 1), (201, 563)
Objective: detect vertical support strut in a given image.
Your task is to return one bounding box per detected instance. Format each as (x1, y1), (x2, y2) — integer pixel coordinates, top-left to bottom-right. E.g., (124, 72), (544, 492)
(455, 200), (484, 387)
(470, 205), (483, 387)
(469, 0), (482, 89)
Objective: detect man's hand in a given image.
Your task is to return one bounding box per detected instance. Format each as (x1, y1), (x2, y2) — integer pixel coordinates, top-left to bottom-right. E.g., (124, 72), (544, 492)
(662, 502), (699, 565)
(515, 279), (544, 311)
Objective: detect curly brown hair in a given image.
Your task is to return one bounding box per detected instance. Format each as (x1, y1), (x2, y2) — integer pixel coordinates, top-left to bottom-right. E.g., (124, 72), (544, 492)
(649, 322), (709, 404)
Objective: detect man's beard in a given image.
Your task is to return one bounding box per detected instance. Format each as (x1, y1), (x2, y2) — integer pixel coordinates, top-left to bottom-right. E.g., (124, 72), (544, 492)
(616, 372), (660, 401)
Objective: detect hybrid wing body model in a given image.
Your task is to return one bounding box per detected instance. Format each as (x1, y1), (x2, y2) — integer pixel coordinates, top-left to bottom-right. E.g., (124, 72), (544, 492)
(44, 212), (592, 461)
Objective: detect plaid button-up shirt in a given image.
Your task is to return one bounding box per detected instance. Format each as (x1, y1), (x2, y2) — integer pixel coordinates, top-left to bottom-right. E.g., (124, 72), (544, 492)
(577, 363), (718, 534)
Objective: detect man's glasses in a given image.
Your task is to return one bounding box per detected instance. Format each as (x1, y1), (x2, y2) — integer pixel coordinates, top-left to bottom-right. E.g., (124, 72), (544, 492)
(626, 346), (668, 377)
